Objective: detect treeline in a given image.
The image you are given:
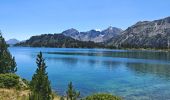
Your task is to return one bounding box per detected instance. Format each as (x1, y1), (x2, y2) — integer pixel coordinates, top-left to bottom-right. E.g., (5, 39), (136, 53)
(15, 34), (106, 48)
(15, 33), (169, 50)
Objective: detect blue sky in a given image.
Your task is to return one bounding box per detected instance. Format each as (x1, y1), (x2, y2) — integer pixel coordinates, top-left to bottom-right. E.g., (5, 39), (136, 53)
(0, 0), (170, 40)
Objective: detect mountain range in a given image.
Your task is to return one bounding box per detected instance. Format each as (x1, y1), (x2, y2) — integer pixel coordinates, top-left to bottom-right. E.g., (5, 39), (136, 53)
(62, 27), (123, 43)
(15, 16), (170, 49)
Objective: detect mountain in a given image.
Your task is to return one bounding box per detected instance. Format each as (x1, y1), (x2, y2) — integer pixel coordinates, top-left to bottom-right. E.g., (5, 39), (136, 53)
(15, 34), (105, 48)
(107, 17), (170, 49)
(101, 27), (123, 42)
(15, 17), (170, 49)
(6, 39), (20, 45)
(62, 27), (122, 43)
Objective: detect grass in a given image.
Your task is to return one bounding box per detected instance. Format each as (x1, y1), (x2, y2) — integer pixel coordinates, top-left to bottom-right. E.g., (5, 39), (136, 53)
(0, 73), (61, 100)
(0, 88), (29, 100)
(84, 93), (122, 100)
(0, 88), (61, 100)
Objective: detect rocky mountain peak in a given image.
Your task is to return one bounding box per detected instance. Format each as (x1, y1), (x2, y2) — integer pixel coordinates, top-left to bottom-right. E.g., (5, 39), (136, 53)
(108, 26), (114, 30)
(102, 26), (123, 34)
(62, 28), (79, 36)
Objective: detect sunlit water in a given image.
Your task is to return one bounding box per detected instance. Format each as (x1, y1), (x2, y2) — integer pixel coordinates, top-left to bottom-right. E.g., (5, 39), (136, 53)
(9, 47), (170, 100)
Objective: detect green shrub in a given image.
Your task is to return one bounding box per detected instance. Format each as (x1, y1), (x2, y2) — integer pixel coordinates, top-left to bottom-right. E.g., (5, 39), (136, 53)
(0, 73), (20, 88)
(84, 93), (122, 100)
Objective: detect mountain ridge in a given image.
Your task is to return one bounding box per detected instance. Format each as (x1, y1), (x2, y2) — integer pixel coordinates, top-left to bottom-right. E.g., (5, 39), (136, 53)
(62, 26), (123, 43)
(107, 16), (170, 49)
(15, 34), (106, 48)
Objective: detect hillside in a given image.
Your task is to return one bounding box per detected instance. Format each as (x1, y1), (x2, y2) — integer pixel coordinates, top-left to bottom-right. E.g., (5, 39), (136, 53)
(15, 34), (105, 48)
(107, 17), (170, 49)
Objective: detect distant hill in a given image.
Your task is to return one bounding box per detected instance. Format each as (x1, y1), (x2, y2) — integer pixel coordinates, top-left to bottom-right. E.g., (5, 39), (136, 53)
(62, 26), (122, 43)
(6, 39), (20, 45)
(15, 34), (105, 48)
(107, 16), (170, 49)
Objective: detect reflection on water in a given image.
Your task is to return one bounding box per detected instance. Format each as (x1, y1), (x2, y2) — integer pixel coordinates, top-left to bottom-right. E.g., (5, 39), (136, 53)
(46, 50), (170, 61)
(9, 47), (170, 100)
(127, 63), (170, 79)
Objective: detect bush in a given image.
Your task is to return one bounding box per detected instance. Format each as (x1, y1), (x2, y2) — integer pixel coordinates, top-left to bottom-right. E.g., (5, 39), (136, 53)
(0, 73), (20, 88)
(84, 93), (122, 100)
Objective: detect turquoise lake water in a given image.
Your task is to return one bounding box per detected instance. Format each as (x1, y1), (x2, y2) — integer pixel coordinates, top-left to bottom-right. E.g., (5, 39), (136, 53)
(9, 47), (170, 100)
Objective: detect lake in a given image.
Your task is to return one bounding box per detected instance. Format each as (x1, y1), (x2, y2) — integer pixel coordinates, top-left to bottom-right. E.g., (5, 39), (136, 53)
(9, 47), (170, 100)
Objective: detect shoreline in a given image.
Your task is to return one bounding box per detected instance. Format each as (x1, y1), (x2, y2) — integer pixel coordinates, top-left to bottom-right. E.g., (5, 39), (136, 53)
(12, 46), (170, 52)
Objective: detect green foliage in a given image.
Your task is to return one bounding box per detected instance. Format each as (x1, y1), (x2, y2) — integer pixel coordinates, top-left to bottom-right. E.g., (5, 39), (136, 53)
(0, 73), (20, 88)
(0, 32), (17, 74)
(66, 82), (80, 100)
(60, 97), (65, 100)
(11, 57), (17, 73)
(29, 52), (53, 100)
(83, 93), (122, 100)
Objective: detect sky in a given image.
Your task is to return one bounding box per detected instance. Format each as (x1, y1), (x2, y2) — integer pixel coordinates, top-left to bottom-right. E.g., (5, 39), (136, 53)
(0, 0), (170, 41)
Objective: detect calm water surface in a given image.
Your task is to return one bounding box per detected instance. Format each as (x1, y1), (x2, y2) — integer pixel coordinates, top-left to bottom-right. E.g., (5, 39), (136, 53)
(9, 47), (170, 100)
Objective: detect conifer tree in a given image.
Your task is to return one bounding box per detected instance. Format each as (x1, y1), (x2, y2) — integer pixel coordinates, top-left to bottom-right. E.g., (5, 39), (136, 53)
(29, 52), (53, 100)
(10, 57), (17, 73)
(0, 32), (17, 73)
(60, 97), (64, 100)
(66, 82), (80, 100)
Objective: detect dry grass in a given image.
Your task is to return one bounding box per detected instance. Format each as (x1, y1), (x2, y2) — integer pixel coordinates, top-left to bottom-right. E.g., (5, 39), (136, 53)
(54, 96), (61, 100)
(0, 88), (61, 100)
(0, 88), (29, 100)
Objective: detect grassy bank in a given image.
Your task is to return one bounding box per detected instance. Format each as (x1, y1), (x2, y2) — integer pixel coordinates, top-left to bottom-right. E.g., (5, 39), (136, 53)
(0, 88), (61, 100)
(0, 88), (29, 100)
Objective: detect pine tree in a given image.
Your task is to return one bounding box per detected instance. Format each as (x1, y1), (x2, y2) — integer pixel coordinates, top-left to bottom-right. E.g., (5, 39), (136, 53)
(0, 32), (17, 73)
(66, 82), (80, 100)
(10, 57), (17, 73)
(29, 52), (53, 100)
(60, 97), (65, 100)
